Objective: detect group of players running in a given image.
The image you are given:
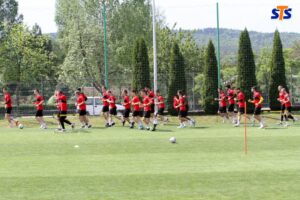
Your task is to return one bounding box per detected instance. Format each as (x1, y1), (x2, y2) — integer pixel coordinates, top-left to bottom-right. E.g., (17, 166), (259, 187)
(2, 84), (297, 131)
(215, 85), (297, 129)
(2, 86), (195, 131)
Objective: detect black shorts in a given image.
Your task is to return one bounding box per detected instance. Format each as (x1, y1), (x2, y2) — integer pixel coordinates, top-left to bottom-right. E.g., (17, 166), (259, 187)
(123, 109), (131, 118)
(254, 107), (261, 115)
(228, 104), (235, 112)
(143, 111), (151, 118)
(239, 107), (245, 114)
(36, 110), (43, 117)
(179, 110), (187, 118)
(281, 104), (286, 112)
(158, 108), (165, 116)
(219, 106), (227, 113)
(5, 107), (12, 114)
(109, 107), (117, 116)
(58, 111), (67, 118)
(286, 106), (292, 113)
(150, 104), (155, 114)
(79, 110), (87, 116)
(102, 106), (109, 113)
(132, 110), (140, 117)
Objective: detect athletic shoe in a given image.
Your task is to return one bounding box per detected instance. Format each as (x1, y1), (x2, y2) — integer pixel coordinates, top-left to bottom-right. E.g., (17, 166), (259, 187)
(258, 125), (266, 129)
(191, 120), (196, 127)
(129, 122), (135, 129)
(234, 123), (240, 127)
(86, 124), (92, 129)
(146, 127), (150, 131)
(111, 122), (116, 127)
(71, 123), (75, 129)
(151, 124), (157, 131)
(105, 123), (110, 127)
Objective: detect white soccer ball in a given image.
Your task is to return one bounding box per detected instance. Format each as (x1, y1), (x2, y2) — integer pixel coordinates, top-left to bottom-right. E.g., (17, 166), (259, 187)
(169, 137), (176, 144)
(18, 124), (24, 129)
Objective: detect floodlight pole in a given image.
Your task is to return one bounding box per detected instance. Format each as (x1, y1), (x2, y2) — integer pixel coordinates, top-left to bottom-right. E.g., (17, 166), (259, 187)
(216, 2), (221, 88)
(102, 0), (109, 88)
(152, 0), (158, 100)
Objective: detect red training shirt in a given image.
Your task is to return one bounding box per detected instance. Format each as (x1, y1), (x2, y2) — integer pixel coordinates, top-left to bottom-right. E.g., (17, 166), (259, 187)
(237, 92), (245, 108)
(58, 94), (68, 111)
(219, 92), (227, 107)
(253, 92), (262, 108)
(123, 95), (131, 109)
(35, 95), (44, 111)
(77, 95), (86, 111)
(227, 89), (235, 105)
(109, 95), (116, 108)
(102, 92), (110, 107)
(4, 93), (12, 108)
(179, 96), (187, 111)
(157, 95), (165, 109)
(143, 96), (151, 112)
(132, 96), (140, 111)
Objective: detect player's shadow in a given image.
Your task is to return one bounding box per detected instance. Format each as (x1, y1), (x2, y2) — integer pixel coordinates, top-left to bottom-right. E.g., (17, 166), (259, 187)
(190, 127), (209, 129)
(156, 129), (173, 133)
(265, 127), (287, 130)
(89, 127), (109, 130)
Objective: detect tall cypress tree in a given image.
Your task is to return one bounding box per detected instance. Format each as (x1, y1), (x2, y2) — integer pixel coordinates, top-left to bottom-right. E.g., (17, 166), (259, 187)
(132, 38), (150, 90)
(237, 28), (257, 109)
(201, 40), (219, 114)
(269, 30), (287, 110)
(167, 42), (186, 115)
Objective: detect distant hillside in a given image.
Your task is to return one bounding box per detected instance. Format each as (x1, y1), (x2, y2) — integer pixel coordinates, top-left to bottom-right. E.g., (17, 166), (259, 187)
(48, 28), (300, 62)
(193, 28), (300, 62)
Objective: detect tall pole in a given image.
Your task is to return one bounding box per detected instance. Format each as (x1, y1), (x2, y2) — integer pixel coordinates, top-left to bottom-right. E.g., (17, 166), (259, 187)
(216, 2), (221, 88)
(152, 0), (158, 98)
(102, 0), (109, 88)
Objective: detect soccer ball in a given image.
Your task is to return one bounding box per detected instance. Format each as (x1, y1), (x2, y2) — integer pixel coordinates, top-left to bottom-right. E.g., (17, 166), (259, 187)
(169, 137), (176, 144)
(18, 124), (24, 129)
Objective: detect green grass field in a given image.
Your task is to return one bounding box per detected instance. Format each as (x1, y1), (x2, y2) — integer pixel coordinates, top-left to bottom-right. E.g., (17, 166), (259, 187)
(1, 115), (300, 200)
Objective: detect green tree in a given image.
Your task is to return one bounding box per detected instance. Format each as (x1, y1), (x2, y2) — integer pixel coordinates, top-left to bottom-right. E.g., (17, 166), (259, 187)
(201, 40), (218, 114)
(132, 38), (150, 90)
(269, 30), (287, 110)
(237, 28), (257, 108)
(167, 42), (186, 115)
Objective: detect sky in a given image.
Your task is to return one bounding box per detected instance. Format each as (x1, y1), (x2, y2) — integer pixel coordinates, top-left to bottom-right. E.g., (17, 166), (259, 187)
(17, 0), (300, 33)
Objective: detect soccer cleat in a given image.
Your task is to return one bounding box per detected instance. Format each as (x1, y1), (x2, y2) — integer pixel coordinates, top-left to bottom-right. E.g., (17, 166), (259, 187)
(146, 127), (150, 131)
(151, 124), (157, 131)
(234, 123), (240, 127)
(105, 123), (110, 127)
(86, 124), (92, 129)
(191, 120), (196, 127)
(71, 123), (75, 129)
(111, 122), (116, 127)
(129, 122), (135, 129)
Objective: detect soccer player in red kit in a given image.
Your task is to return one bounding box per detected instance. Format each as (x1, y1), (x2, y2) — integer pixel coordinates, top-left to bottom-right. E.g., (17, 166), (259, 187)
(155, 89), (168, 124)
(75, 90), (91, 129)
(215, 88), (229, 123)
(226, 85), (236, 123)
(248, 86), (266, 129)
(34, 89), (47, 129)
(107, 90), (122, 127)
(101, 86), (110, 127)
(277, 85), (286, 124)
(141, 89), (157, 131)
(2, 87), (22, 128)
(234, 88), (246, 127)
(130, 90), (143, 129)
(176, 90), (191, 128)
(56, 90), (75, 132)
(122, 89), (131, 126)
(281, 88), (297, 125)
